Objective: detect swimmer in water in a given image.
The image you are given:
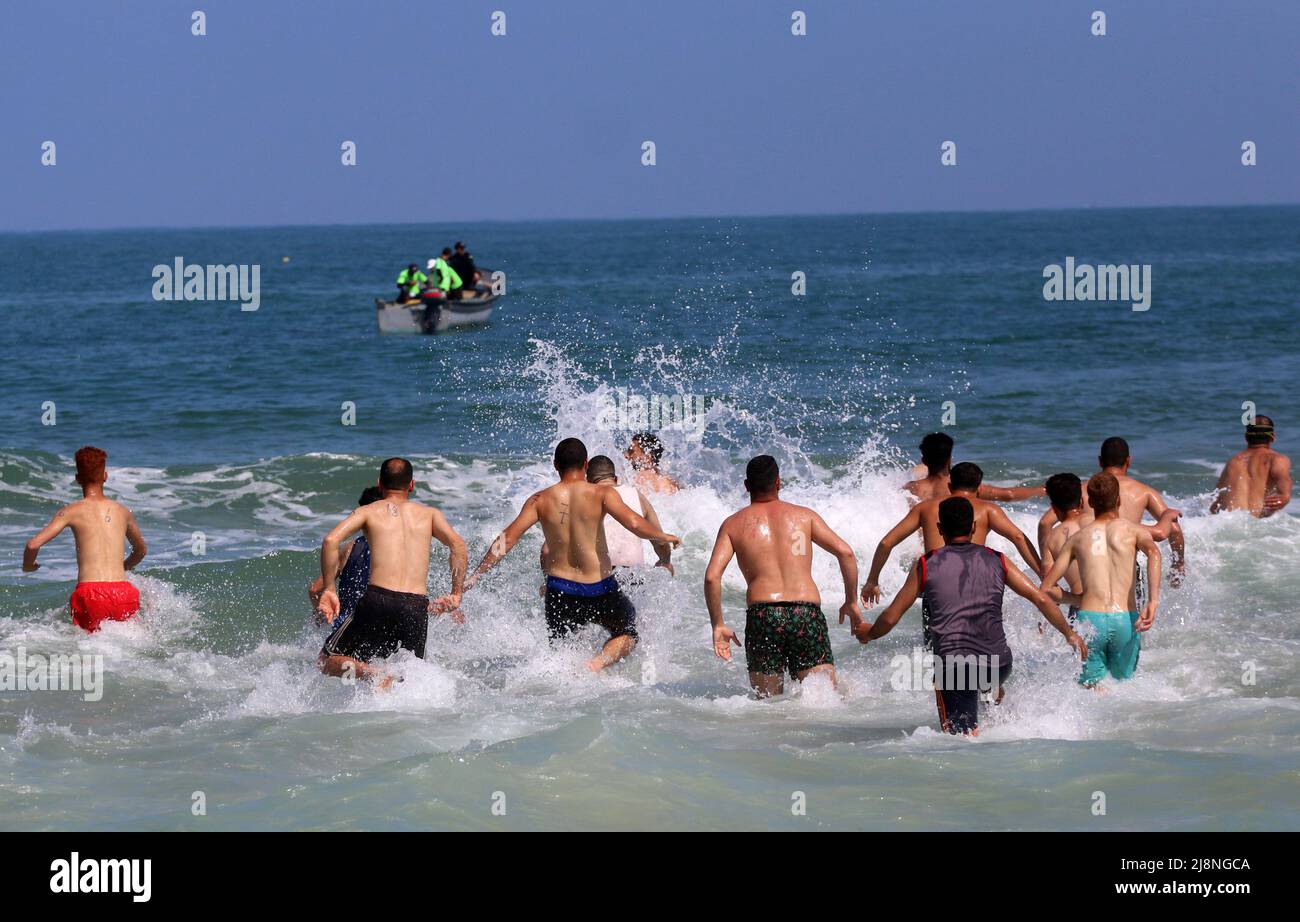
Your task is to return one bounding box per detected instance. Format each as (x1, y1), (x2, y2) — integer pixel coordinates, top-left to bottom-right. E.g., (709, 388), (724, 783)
(466, 438), (681, 672)
(1039, 437), (1186, 594)
(856, 497), (1087, 734)
(624, 431), (681, 495)
(904, 433), (1045, 504)
(1210, 415), (1292, 517)
(704, 455), (862, 698)
(863, 462), (1043, 610)
(1038, 473), (1175, 688)
(1039, 472), (1180, 632)
(22, 446), (148, 632)
(536, 455), (674, 594)
(317, 458), (468, 688)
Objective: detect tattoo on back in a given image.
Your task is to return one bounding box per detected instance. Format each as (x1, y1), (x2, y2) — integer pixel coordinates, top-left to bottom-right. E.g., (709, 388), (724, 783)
(559, 502), (569, 523)
(387, 503), (399, 517)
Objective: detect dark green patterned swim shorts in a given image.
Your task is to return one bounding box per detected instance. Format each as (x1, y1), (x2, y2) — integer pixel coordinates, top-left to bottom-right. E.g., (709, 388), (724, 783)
(744, 601), (834, 677)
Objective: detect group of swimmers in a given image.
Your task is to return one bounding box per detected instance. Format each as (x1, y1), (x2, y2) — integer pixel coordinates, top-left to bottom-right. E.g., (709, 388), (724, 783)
(21, 418), (1293, 733)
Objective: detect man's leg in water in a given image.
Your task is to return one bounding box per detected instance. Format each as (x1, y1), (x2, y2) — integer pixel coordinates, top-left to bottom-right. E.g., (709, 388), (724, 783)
(793, 663), (839, 690)
(588, 635), (636, 672)
(318, 653), (392, 689)
(748, 671), (785, 698)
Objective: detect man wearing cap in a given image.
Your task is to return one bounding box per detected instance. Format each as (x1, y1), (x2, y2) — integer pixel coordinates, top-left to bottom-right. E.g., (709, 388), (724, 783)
(396, 263), (427, 303)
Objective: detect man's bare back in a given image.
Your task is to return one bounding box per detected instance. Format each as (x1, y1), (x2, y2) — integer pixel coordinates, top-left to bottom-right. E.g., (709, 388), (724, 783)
(704, 456), (861, 696)
(1042, 517), (1084, 594)
(1050, 516), (1161, 626)
(28, 496), (141, 582)
(535, 480), (627, 583)
(350, 498), (452, 595)
(715, 499), (826, 605)
(1212, 446), (1292, 517)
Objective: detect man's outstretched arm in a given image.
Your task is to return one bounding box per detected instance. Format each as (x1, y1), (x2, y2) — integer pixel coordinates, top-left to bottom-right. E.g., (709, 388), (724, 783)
(318, 506), (368, 621)
(703, 523), (740, 660)
(979, 482), (1046, 503)
(1263, 456), (1293, 516)
(810, 512), (861, 628)
(603, 490), (681, 547)
(124, 509), (148, 570)
(861, 506), (922, 604)
(23, 507), (71, 572)
(856, 562), (921, 643)
(1006, 564), (1087, 660)
(430, 509), (469, 611)
(638, 494), (674, 572)
(989, 506), (1042, 575)
(467, 494), (541, 588)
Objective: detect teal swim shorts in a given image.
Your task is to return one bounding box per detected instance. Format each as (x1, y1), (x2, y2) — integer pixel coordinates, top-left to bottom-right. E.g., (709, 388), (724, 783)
(1076, 609), (1141, 685)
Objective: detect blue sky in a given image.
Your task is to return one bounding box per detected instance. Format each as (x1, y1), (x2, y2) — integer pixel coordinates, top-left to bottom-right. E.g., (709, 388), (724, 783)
(1, 0), (1296, 230)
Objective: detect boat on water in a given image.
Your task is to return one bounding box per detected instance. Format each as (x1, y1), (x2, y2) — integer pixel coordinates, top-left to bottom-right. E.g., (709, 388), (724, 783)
(375, 285), (499, 334)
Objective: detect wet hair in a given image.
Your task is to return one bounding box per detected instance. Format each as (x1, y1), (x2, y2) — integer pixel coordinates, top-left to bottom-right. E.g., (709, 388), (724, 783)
(919, 432), (954, 476)
(358, 486), (383, 506)
(586, 455), (617, 483)
(1246, 414), (1275, 445)
(554, 437), (588, 472)
(938, 497), (975, 540)
(745, 455), (780, 494)
(441, 247), (453, 257)
(1045, 473), (1083, 513)
(1087, 472), (1120, 514)
(1099, 437), (1130, 469)
(630, 431), (665, 467)
(948, 461), (983, 491)
(74, 446), (108, 485)
(379, 457), (413, 491)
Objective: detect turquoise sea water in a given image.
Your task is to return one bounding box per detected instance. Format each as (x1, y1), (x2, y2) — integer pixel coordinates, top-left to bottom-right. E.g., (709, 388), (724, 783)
(2, 206), (1298, 829)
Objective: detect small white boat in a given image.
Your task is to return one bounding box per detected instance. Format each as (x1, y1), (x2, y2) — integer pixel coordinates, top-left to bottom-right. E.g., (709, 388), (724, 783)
(375, 286), (499, 334)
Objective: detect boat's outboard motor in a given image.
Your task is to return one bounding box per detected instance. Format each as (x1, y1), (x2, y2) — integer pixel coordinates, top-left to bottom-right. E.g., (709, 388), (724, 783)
(420, 289), (444, 334)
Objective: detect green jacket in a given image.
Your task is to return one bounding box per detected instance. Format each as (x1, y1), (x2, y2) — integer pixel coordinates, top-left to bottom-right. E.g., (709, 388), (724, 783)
(397, 268), (427, 296)
(432, 258), (463, 291)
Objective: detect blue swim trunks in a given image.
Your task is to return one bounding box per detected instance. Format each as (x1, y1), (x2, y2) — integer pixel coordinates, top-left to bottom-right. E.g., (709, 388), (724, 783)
(1076, 610), (1141, 685)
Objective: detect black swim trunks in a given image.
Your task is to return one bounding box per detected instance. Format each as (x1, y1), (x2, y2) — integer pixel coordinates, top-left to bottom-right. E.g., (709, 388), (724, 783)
(934, 655), (1012, 735)
(544, 575), (638, 640)
(321, 584), (429, 662)
(744, 601), (834, 677)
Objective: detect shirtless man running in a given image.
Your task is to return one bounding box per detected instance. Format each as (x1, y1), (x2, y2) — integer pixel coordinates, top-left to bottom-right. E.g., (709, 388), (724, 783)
(317, 458), (468, 686)
(1039, 437), (1186, 589)
(1039, 473), (1168, 688)
(905, 433), (1045, 504)
(466, 438), (681, 671)
(23, 446), (148, 632)
(704, 455), (862, 698)
(863, 462), (1042, 606)
(1211, 415), (1292, 517)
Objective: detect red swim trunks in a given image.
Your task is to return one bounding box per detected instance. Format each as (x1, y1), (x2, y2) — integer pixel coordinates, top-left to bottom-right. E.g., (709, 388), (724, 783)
(69, 581), (140, 632)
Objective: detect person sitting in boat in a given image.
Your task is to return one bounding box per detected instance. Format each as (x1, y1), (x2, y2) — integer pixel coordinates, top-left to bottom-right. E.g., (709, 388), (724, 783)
(449, 242), (480, 292)
(429, 249), (465, 300)
(396, 263), (427, 303)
